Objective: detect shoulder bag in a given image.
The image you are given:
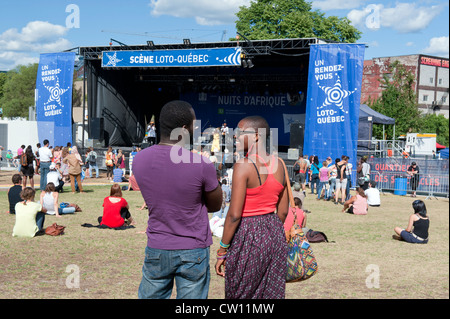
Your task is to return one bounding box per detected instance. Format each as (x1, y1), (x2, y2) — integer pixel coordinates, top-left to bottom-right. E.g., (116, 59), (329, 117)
(45, 223), (65, 236)
(280, 159), (318, 283)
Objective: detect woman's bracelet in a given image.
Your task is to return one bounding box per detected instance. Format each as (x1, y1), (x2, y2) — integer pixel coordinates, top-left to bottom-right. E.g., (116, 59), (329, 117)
(217, 249), (227, 260)
(219, 240), (230, 249)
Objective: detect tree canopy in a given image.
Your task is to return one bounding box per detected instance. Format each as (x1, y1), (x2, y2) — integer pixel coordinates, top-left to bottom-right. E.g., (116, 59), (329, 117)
(234, 0), (362, 42)
(368, 60), (449, 146)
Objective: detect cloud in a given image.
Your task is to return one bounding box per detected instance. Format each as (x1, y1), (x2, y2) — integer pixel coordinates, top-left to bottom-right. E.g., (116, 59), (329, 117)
(149, 0), (251, 25)
(0, 21), (71, 70)
(347, 2), (443, 33)
(312, 0), (365, 11)
(422, 36), (449, 57)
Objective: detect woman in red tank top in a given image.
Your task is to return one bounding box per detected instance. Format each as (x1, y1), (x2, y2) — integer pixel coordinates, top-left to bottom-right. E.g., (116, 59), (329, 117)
(215, 116), (289, 299)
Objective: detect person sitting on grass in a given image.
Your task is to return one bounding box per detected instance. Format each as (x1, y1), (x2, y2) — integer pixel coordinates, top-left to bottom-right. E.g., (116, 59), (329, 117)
(40, 182), (76, 217)
(342, 187), (368, 215)
(98, 183), (135, 228)
(12, 187), (47, 238)
(113, 167), (128, 183)
(294, 197), (307, 228)
(7, 174), (23, 215)
(393, 200), (429, 244)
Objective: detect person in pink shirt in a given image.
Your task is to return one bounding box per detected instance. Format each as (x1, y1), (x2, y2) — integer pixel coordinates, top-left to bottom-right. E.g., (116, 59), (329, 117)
(317, 160), (330, 200)
(342, 187), (368, 215)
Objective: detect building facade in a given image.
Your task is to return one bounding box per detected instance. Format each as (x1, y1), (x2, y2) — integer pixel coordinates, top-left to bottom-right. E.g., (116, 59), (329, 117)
(362, 54), (449, 118)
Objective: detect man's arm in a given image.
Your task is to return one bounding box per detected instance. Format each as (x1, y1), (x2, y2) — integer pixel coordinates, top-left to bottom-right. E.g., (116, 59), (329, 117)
(204, 185), (223, 212)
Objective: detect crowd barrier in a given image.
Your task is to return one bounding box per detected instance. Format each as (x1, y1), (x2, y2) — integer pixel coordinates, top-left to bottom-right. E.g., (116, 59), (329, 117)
(370, 171), (449, 198)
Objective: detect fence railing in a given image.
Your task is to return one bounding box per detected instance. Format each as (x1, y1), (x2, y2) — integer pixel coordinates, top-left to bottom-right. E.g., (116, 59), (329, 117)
(370, 171), (449, 198)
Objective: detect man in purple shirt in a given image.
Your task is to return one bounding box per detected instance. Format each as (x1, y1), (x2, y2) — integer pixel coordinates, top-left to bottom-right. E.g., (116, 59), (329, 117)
(134, 100), (222, 299)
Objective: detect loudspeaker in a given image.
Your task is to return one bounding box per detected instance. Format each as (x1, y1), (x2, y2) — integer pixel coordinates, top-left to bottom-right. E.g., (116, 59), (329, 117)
(290, 122), (304, 153)
(90, 118), (104, 140)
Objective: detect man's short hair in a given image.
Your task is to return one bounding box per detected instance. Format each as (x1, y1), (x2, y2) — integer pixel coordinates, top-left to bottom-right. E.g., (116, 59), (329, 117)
(12, 174), (22, 184)
(43, 139), (49, 146)
(159, 100), (195, 138)
(369, 180), (377, 187)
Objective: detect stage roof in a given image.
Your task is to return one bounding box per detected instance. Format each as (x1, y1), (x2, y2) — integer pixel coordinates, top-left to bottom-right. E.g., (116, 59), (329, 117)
(79, 38), (326, 60)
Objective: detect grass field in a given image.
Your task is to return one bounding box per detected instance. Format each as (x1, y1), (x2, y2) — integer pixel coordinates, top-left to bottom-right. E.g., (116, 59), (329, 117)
(0, 179), (448, 299)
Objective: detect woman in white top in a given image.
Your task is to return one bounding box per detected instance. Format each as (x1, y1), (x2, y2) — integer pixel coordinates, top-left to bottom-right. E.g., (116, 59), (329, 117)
(40, 182), (75, 217)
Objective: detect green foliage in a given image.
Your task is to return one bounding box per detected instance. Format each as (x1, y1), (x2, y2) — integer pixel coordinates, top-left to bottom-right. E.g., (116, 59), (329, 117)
(368, 61), (422, 139)
(368, 61), (449, 146)
(0, 64), (38, 118)
(420, 114), (449, 146)
(234, 0), (361, 42)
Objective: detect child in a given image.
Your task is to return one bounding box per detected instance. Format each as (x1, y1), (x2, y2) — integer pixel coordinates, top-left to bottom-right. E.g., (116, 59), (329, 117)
(12, 187), (47, 238)
(7, 174), (22, 214)
(99, 184), (135, 228)
(294, 197), (307, 228)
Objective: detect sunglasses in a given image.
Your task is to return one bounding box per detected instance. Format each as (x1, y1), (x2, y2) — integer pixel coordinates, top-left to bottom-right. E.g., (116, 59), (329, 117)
(235, 128), (257, 138)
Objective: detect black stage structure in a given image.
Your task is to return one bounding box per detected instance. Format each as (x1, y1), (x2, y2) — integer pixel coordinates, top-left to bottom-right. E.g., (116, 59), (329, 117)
(79, 38), (327, 151)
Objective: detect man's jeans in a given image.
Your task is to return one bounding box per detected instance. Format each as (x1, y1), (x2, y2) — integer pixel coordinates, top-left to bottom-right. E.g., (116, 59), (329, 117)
(40, 162), (51, 191)
(89, 164), (99, 178)
(138, 246), (210, 299)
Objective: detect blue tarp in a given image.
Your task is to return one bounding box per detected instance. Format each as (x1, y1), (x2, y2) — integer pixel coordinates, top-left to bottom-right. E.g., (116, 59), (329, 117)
(440, 148), (449, 159)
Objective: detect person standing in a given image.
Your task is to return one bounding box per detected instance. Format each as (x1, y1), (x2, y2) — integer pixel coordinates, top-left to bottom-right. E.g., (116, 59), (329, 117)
(215, 115), (289, 299)
(309, 156), (321, 195)
(62, 146), (85, 194)
(105, 147), (114, 180)
(38, 139), (53, 191)
(86, 147), (99, 178)
(21, 146), (36, 189)
(407, 162), (420, 197)
(135, 100), (222, 299)
(335, 155), (349, 205)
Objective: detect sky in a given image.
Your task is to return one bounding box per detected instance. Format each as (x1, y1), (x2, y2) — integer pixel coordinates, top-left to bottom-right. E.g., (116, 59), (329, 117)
(0, 0), (448, 71)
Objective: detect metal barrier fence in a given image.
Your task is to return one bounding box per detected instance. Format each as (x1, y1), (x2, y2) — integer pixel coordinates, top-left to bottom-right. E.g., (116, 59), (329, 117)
(370, 171), (449, 198)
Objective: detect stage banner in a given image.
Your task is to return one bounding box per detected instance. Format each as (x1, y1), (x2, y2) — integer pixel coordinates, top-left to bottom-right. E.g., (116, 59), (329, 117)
(181, 92), (306, 146)
(102, 47), (241, 68)
(303, 43), (365, 169)
(35, 52), (75, 147)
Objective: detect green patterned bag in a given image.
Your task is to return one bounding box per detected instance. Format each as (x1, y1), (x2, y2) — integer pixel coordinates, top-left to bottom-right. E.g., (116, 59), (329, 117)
(286, 223), (318, 282)
(281, 158), (318, 283)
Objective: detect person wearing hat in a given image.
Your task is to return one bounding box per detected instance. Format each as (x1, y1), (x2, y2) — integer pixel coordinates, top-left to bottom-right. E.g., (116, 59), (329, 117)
(46, 162), (64, 193)
(364, 180), (380, 207)
(407, 162), (420, 197)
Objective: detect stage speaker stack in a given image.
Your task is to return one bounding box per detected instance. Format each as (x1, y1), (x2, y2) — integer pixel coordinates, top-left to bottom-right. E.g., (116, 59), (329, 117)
(289, 122), (304, 154)
(89, 118), (104, 140)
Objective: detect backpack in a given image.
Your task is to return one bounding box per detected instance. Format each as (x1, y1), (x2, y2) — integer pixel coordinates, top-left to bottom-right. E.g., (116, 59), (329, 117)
(20, 153), (28, 166)
(305, 229), (329, 243)
(293, 162), (300, 174)
(89, 151), (97, 163)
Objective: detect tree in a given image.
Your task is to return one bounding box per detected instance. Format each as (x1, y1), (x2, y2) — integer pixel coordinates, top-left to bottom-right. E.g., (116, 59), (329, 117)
(234, 0), (361, 42)
(420, 113), (449, 147)
(0, 64), (38, 118)
(368, 61), (422, 139)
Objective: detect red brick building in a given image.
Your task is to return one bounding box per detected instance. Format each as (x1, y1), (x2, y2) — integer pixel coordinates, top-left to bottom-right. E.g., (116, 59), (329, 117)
(361, 54), (449, 118)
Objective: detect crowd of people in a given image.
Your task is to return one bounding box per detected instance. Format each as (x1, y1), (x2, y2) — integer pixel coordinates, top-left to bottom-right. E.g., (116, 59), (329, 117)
(4, 100), (431, 300)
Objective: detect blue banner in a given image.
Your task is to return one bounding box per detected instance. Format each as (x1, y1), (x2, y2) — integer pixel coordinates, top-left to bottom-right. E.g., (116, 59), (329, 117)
(101, 47), (241, 68)
(303, 44), (365, 167)
(36, 52), (75, 147)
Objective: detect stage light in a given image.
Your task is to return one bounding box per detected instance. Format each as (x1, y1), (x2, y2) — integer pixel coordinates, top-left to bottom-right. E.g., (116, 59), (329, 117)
(247, 59), (254, 68)
(183, 39), (191, 46)
(242, 60), (248, 68)
(229, 78), (236, 83)
(147, 41), (155, 47)
(188, 78), (194, 82)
